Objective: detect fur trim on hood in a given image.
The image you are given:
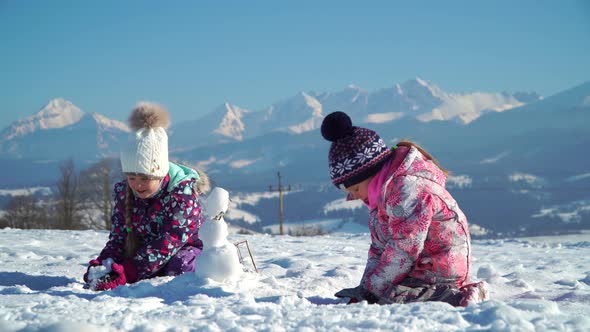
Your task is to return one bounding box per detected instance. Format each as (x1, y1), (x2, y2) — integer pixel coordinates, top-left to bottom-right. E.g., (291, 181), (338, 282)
(194, 169), (211, 196)
(167, 162), (211, 196)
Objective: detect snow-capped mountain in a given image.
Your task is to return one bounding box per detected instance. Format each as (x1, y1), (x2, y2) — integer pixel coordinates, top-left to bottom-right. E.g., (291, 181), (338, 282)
(170, 78), (539, 150)
(1, 79), (587, 238)
(257, 91), (324, 134)
(417, 91), (525, 123)
(169, 80), (589, 237)
(1, 98), (85, 141)
(169, 91), (326, 150)
(0, 98), (129, 160)
(362, 78), (535, 124)
(192, 81), (586, 179)
(168, 102), (255, 151)
(314, 84), (369, 118)
(0, 78), (547, 163)
(363, 78), (445, 119)
(213, 103), (248, 141)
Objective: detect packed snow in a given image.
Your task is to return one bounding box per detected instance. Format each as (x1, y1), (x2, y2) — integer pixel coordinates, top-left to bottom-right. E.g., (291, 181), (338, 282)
(1, 228), (589, 331)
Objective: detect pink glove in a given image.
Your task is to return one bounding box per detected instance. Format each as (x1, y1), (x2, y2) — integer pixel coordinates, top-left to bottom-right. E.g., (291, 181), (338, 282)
(94, 260), (139, 291)
(94, 262), (127, 291)
(83, 259), (101, 283)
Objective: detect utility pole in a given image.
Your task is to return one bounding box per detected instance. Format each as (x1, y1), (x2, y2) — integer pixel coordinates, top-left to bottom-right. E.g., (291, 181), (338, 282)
(269, 171), (291, 235)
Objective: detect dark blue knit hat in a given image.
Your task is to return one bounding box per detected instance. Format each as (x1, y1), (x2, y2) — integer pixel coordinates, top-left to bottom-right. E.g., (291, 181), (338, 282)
(321, 111), (392, 189)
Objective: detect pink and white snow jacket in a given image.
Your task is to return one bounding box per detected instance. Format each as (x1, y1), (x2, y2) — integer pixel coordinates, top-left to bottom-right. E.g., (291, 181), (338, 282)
(361, 146), (472, 299)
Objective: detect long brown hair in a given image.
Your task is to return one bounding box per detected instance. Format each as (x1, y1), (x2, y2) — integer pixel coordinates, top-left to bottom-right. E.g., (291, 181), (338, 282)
(124, 184), (138, 258)
(396, 140), (449, 176)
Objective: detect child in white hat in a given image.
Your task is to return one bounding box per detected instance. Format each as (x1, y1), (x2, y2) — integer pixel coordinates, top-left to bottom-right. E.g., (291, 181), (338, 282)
(83, 102), (209, 290)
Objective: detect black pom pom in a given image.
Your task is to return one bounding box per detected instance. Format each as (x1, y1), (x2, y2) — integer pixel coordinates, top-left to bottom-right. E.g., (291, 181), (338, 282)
(321, 111), (354, 142)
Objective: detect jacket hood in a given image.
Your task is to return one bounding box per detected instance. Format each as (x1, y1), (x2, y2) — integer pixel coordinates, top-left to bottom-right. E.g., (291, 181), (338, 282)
(391, 146), (447, 187)
(167, 162), (210, 194)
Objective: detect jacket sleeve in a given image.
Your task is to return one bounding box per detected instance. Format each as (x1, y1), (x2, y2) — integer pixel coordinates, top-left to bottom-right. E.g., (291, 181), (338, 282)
(361, 177), (434, 298)
(127, 180), (204, 281)
(97, 182), (128, 262)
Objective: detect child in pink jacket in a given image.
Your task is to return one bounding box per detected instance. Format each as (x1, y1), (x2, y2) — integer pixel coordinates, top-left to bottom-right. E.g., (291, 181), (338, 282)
(321, 111), (488, 306)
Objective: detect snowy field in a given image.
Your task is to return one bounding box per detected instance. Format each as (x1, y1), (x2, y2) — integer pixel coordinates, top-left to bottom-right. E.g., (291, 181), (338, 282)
(1, 228), (589, 332)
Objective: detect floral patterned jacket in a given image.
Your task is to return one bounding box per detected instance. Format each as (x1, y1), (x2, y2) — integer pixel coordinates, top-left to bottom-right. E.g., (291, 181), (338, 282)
(361, 146), (472, 299)
(97, 162), (204, 281)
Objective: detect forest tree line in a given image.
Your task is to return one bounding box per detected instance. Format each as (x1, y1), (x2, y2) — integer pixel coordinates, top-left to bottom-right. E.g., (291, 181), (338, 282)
(0, 158), (120, 230)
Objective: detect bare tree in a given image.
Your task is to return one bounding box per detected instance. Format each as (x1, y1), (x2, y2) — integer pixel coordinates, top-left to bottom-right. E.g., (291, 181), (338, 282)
(0, 195), (50, 229)
(79, 158), (121, 230)
(56, 159), (81, 229)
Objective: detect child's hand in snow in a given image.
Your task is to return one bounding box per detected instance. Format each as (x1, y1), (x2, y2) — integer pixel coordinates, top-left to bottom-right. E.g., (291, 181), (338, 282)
(84, 258), (116, 290)
(94, 262), (127, 291)
(335, 285), (379, 304)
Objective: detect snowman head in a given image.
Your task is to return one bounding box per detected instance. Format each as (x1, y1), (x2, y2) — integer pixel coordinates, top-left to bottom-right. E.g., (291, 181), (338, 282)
(204, 187), (230, 220)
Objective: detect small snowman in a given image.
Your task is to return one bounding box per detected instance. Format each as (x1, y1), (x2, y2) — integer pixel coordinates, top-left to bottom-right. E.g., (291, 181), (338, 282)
(195, 187), (242, 282)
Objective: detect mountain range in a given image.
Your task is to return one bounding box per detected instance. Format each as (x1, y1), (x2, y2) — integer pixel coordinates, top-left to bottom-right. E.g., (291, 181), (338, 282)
(169, 78), (539, 151)
(0, 98), (129, 161)
(1, 78), (588, 237)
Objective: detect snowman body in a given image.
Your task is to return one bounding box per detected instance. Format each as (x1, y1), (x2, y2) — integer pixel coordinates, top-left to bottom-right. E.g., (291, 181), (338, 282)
(195, 187), (242, 282)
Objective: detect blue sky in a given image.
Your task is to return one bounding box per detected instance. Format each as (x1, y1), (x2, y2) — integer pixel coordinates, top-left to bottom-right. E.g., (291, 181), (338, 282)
(1, 0), (589, 129)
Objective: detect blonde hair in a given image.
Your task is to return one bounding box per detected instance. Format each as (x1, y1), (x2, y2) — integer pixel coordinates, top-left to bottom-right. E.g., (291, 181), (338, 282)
(396, 140), (449, 176)
(123, 172), (163, 258)
(124, 184), (139, 258)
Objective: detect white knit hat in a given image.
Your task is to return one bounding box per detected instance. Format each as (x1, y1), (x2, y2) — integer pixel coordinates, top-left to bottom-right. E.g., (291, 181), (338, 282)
(120, 102), (170, 178)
